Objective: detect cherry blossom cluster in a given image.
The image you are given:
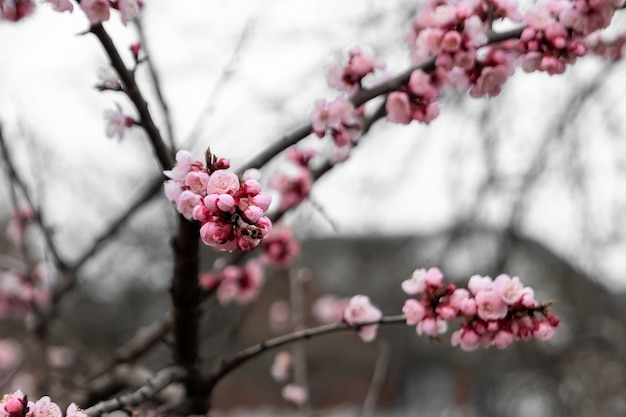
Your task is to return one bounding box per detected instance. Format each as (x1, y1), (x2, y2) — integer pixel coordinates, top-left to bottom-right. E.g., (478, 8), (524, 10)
(269, 148), (315, 212)
(310, 96), (364, 148)
(261, 227), (300, 268)
(80, 0), (144, 25)
(1, 0), (143, 24)
(1, 390), (86, 417)
(386, 69), (441, 124)
(0, 264), (50, 317)
(307, 0), (624, 133)
(199, 260), (264, 305)
(164, 150), (273, 252)
(401, 267), (560, 351)
(327, 47), (386, 94)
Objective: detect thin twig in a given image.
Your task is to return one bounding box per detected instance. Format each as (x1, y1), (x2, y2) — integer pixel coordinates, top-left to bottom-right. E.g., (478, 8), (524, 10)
(83, 366), (187, 417)
(360, 340), (390, 417)
(206, 315), (406, 390)
(134, 17), (177, 152)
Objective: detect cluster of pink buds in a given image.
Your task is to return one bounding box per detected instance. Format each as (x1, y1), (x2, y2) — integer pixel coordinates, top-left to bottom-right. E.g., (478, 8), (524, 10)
(269, 148), (315, 212)
(80, 0), (144, 25)
(327, 47), (386, 93)
(199, 260), (264, 305)
(402, 268), (560, 351)
(310, 96), (363, 147)
(1, 390), (86, 417)
(261, 227), (300, 268)
(164, 149), (273, 252)
(386, 69), (440, 124)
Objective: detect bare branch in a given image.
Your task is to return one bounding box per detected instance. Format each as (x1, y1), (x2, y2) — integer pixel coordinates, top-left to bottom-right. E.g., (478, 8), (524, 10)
(206, 315), (406, 390)
(83, 366), (187, 417)
(134, 17), (177, 152)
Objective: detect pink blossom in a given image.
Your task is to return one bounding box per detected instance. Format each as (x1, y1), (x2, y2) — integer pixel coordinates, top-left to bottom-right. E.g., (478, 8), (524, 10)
(270, 351), (292, 382)
(175, 190), (201, 220)
(386, 92), (412, 124)
(104, 108), (134, 139)
(164, 150), (195, 181)
(310, 99), (341, 136)
(312, 295), (349, 323)
(0, 0), (35, 21)
(117, 0), (143, 26)
(184, 171), (210, 194)
(534, 320), (555, 341)
(43, 0), (73, 13)
(262, 227), (300, 268)
(269, 300), (290, 333)
(216, 261), (264, 305)
(463, 15), (487, 46)
(343, 295), (383, 342)
(441, 30), (463, 52)
(3, 395), (25, 417)
(31, 396), (62, 417)
(80, 0), (110, 24)
(403, 299), (426, 325)
(493, 330), (515, 349)
(408, 70), (437, 100)
(206, 170), (240, 195)
(269, 165), (313, 211)
(401, 267), (443, 295)
(467, 275), (493, 294)
(96, 66), (121, 91)
(469, 65), (512, 98)
(493, 274), (524, 305)
(474, 288), (508, 321)
(416, 317), (447, 336)
(451, 328), (480, 351)
(281, 384), (308, 406)
(65, 404), (87, 417)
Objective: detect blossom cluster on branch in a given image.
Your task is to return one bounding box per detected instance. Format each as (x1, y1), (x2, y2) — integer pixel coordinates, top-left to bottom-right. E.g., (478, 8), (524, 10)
(164, 149), (273, 251)
(401, 267), (560, 350)
(0, 390), (86, 417)
(309, 0), (625, 141)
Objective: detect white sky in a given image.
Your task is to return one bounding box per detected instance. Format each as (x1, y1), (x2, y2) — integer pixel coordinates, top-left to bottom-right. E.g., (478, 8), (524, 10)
(1, 1), (626, 290)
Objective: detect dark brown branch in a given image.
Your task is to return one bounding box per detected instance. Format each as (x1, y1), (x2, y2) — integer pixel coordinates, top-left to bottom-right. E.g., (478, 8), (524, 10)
(205, 315), (406, 392)
(169, 216), (204, 413)
(87, 312), (172, 382)
(237, 22), (532, 174)
(0, 124), (67, 270)
(89, 23), (173, 170)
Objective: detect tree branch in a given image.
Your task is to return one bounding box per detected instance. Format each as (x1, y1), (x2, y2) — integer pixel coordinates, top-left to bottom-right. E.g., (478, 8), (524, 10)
(205, 315), (406, 392)
(88, 23), (173, 170)
(83, 366), (187, 417)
